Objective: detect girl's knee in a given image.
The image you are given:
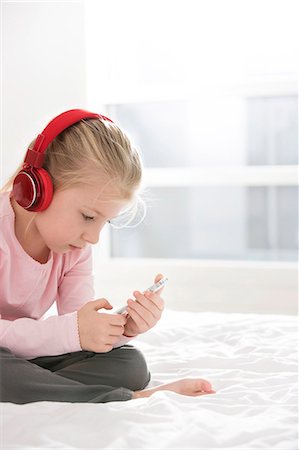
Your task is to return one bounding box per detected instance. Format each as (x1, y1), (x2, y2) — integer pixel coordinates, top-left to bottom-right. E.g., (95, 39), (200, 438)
(119, 345), (151, 391)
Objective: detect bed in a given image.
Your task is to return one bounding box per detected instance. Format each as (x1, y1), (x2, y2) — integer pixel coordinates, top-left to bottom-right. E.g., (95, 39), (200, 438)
(2, 308), (297, 449)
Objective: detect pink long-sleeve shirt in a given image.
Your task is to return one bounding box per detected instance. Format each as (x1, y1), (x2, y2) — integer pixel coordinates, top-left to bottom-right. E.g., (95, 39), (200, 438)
(0, 191), (131, 359)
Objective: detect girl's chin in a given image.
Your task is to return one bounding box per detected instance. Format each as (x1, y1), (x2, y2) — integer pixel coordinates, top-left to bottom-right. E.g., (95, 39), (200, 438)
(52, 246), (72, 254)
(50, 245), (81, 254)
(68, 244), (81, 251)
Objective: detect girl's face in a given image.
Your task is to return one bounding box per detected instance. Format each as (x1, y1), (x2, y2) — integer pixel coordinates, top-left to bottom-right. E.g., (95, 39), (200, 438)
(33, 184), (128, 254)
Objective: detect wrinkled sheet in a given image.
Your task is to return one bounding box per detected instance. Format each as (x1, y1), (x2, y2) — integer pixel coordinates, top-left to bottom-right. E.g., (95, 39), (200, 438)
(2, 310), (298, 449)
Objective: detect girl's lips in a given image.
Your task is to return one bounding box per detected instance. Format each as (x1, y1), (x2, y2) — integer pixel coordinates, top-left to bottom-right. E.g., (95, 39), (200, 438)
(69, 245), (81, 250)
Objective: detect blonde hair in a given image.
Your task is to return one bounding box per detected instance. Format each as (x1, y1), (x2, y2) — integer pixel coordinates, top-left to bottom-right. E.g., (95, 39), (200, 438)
(1, 118), (143, 203)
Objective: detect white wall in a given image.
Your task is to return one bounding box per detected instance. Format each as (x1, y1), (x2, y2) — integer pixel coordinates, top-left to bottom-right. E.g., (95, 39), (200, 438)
(1, 0), (86, 186)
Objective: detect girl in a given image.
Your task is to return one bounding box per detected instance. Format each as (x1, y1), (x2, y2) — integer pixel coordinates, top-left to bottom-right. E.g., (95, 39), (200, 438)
(0, 109), (215, 403)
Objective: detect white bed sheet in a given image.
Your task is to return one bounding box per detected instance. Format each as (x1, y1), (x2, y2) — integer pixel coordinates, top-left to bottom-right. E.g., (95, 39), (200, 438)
(2, 310), (298, 449)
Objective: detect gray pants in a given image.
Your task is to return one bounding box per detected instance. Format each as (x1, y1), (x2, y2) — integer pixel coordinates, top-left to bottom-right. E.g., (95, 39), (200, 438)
(0, 345), (151, 404)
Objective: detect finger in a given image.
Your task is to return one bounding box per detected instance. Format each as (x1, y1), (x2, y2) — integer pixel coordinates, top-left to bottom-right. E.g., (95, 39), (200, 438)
(108, 324), (125, 336)
(154, 273), (164, 283)
(109, 314), (127, 326)
(104, 331), (126, 345)
(128, 293), (161, 324)
(92, 298), (113, 311)
(197, 391), (216, 396)
(142, 290), (164, 312)
(202, 380), (213, 392)
(100, 344), (113, 353)
(108, 333), (124, 340)
(127, 301), (152, 329)
(200, 382), (215, 393)
(153, 273), (166, 295)
(132, 293), (161, 320)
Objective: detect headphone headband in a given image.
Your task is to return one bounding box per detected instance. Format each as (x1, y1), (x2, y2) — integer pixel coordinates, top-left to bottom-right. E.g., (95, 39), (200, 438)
(24, 109), (113, 168)
(13, 108), (113, 211)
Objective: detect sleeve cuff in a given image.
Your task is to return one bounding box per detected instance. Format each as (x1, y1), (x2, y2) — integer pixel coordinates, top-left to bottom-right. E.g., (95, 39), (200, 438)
(64, 311), (82, 353)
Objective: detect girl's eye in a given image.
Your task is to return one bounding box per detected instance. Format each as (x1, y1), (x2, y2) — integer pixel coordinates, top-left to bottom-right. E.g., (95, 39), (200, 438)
(82, 213), (95, 222)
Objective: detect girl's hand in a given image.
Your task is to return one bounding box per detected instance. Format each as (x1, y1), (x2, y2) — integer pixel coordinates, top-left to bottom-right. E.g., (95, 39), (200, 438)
(78, 299), (127, 353)
(123, 274), (165, 337)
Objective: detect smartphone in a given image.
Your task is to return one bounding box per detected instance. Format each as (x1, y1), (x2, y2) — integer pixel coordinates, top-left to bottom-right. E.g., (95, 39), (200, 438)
(115, 276), (168, 314)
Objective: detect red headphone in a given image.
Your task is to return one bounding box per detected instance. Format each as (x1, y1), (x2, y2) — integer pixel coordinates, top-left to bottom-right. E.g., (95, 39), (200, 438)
(12, 109), (113, 212)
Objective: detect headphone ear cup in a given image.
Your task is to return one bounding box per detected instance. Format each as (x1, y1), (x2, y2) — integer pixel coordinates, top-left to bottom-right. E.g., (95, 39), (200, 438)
(33, 168), (53, 212)
(12, 167), (53, 212)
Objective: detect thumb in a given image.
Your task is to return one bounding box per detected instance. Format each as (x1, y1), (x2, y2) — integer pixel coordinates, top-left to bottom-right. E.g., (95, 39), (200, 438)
(91, 298), (113, 311)
(154, 273), (164, 284)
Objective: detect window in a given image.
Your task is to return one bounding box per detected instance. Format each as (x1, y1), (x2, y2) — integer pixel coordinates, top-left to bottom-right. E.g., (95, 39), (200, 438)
(107, 95), (297, 261)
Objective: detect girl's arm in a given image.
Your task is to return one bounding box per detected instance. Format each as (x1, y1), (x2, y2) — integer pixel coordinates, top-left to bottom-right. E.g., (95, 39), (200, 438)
(0, 311), (81, 359)
(0, 308), (132, 360)
(0, 246), (133, 359)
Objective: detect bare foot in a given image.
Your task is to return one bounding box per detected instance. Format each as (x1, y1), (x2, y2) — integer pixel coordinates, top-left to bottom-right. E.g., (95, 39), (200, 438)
(131, 378), (216, 399)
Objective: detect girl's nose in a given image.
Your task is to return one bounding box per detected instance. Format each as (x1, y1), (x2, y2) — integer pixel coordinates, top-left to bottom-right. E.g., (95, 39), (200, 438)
(82, 224), (104, 245)
(83, 234), (99, 245)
